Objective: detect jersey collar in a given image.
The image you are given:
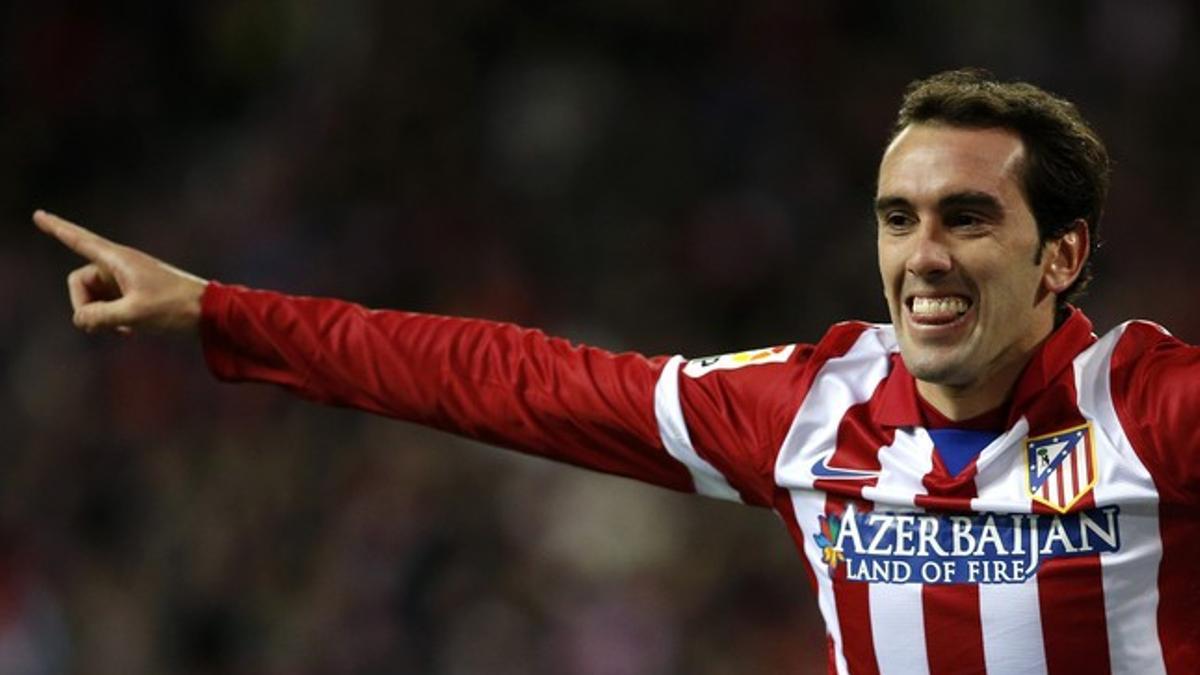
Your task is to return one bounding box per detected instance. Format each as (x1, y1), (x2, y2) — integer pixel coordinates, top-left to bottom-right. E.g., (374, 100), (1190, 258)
(874, 306), (1097, 428)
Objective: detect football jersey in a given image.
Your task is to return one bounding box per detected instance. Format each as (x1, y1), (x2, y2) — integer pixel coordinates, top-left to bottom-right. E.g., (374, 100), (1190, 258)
(200, 282), (1200, 675)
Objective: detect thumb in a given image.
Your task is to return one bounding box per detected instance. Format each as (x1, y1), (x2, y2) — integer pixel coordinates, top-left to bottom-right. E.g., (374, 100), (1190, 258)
(73, 297), (135, 333)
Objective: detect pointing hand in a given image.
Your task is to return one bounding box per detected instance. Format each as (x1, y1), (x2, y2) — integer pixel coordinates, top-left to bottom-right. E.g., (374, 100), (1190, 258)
(34, 210), (208, 335)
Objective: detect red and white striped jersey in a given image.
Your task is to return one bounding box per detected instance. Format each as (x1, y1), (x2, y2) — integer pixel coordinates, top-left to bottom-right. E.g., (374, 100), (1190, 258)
(200, 283), (1200, 674)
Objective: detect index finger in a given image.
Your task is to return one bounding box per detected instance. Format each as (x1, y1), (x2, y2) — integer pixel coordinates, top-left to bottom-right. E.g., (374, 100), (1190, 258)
(33, 210), (121, 265)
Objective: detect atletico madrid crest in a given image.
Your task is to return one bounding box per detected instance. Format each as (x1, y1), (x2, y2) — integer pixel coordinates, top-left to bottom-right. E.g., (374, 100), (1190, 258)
(1025, 423), (1097, 513)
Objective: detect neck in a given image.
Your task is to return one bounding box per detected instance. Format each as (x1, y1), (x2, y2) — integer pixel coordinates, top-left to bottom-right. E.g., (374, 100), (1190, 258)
(915, 369), (1022, 421)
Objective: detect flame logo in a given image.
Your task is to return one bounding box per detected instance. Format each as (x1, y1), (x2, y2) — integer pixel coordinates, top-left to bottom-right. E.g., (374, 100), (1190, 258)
(813, 514), (845, 570)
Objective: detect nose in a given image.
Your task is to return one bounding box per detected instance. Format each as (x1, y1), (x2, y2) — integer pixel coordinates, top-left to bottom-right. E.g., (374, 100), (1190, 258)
(905, 222), (953, 278)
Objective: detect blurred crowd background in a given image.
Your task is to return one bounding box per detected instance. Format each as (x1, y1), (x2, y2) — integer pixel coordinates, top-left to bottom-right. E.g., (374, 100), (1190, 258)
(3, 1), (1200, 673)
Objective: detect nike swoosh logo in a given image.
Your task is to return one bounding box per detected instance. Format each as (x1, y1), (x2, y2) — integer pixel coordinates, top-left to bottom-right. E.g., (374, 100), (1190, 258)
(811, 455), (880, 480)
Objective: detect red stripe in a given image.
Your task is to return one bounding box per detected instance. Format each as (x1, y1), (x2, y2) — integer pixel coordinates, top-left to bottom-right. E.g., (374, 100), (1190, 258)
(923, 584), (985, 674)
(828, 498), (880, 675)
(775, 492), (819, 595)
(1155, 503), (1200, 672)
(826, 635), (838, 675)
(819, 376), (892, 675)
(773, 490), (840, 673)
(1035, 545), (1111, 674)
(1108, 324), (1198, 671)
(1024, 377), (1110, 674)
(835, 577), (879, 674)
(1055, 463), (1065, 509)
(920, 449), (985, 674)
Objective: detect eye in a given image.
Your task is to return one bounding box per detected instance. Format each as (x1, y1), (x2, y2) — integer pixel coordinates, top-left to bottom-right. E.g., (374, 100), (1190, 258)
(880, 211), (915, 230)
(949, 211), (987, 228)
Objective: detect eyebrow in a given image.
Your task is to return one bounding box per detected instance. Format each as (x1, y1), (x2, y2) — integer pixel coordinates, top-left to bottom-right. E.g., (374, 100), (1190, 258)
(873, 191), (1006, 217)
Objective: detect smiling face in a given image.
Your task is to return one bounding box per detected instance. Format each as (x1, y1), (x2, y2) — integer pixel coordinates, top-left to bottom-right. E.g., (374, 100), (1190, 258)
(876, 124), (1076, 416)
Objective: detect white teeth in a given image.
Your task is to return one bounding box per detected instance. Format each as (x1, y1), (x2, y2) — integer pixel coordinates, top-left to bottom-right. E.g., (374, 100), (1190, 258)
(911, 296), (970, 316)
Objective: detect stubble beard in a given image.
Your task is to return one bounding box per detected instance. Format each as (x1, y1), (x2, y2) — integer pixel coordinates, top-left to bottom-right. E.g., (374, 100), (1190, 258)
(898, 334), (978, 389)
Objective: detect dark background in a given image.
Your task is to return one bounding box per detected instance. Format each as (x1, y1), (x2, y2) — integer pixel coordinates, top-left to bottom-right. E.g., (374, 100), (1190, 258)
(2, 1), (1198, 673)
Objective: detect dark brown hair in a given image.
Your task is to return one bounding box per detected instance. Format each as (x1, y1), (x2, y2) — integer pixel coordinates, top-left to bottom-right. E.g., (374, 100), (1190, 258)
(892, 68), (1111, 306)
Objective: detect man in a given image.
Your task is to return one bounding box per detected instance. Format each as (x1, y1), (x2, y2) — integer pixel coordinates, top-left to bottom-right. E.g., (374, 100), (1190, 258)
(37, 70), (1199, 674)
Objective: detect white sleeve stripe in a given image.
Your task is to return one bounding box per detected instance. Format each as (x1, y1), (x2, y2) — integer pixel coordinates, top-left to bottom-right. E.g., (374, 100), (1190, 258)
(654, 355), (743, 502)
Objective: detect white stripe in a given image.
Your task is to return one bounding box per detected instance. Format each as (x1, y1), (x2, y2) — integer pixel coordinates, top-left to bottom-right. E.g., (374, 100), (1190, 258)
(968, 418), (1031, 513)
(775, 325), (896, 491)
(653, 355), (741, 501)
(869, 584), (928, 675)
(870, 429), (932, 675)
(1074, 325), (1166, 674)
(973, 420), (1048, 675)
(775, 325), (896, 673)
(978, 580), (1046, 674)
(860, 428), (933, 507)
(791, 490), (852, 675)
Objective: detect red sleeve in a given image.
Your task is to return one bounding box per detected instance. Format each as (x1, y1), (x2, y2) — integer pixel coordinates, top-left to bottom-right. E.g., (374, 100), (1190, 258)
(199, 282), (695, 492)
(1110, 321), (1200, 506)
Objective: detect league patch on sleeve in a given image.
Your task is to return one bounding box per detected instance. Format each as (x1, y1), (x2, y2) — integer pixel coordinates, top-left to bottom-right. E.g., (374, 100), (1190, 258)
(682, 344), (795, 378)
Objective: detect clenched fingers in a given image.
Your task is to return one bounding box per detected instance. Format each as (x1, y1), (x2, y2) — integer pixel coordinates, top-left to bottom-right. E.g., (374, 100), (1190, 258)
(67, 263), (121, 313)
(73, 295), (136, 333)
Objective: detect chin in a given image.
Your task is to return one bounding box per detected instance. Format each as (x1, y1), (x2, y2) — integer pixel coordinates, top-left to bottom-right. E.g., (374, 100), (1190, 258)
(898, 345), (973, 386)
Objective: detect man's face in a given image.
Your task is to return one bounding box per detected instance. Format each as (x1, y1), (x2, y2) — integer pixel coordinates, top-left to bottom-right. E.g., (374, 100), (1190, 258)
(876, 124), (1057, 390)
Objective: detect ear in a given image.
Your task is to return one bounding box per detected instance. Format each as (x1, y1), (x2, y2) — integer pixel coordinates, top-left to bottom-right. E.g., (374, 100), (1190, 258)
(1042, 218), (1090, 294)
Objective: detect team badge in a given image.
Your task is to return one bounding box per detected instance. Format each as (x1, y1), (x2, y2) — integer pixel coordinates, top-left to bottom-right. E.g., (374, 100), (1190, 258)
(1025, 423), (1096, 513)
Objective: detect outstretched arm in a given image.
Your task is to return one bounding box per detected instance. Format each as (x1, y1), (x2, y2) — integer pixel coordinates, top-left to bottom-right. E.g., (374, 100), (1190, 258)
(33, 210), (207, 334)
(35, 210), (705, 493)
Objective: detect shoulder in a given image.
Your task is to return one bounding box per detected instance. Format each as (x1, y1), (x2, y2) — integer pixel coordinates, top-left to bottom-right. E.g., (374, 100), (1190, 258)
(1103, 319), (1198, 381)
(814, 320), (898, 365)
(663, 321), (897, 504)
(1112, 319), (1178, 353)
(1075, 319), (1199, 406)
(1096, 319), (1200, 504)
(1093, 318), (1199, 439)
(675, 321), (897, 418)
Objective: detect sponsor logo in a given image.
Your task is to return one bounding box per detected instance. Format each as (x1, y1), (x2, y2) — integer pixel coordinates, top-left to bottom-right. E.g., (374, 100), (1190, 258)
(1025, 423), (1096, 513)
(682, 345), (795, 378)
(810, 453), (880, 480)
(811, 503), (1121, 584)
